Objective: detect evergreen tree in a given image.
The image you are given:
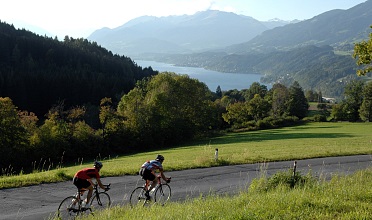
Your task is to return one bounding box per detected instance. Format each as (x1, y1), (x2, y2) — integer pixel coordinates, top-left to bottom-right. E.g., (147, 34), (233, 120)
(216, 85), (222, 98)
(286, 81), (309, 119)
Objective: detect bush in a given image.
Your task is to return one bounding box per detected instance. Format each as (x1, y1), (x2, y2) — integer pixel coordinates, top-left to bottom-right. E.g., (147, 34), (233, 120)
(55, 170), (71, 181)
(250, 169), (316, 192)
(256, 116), (300, 129)
(303, 114), (327, 122)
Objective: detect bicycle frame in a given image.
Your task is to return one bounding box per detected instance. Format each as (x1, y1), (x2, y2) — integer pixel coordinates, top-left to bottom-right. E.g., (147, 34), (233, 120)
(57, 183), (111, 219)
(129, 175), (171, 207)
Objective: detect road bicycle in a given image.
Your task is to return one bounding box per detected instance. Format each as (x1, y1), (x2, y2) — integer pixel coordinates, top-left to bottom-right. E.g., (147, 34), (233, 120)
(57, 183), (111, 219)
(129, 175), (171, 207)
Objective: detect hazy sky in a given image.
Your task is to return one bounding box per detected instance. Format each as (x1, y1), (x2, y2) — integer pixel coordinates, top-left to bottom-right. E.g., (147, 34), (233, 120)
(0, 0), (367, 39)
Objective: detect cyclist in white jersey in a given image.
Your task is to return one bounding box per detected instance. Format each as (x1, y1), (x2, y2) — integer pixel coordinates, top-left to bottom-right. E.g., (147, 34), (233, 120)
(140, 155), (170, 199)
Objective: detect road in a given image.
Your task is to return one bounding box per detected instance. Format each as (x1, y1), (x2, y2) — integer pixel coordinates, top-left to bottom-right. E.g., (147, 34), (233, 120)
(0, 155), (371, 220)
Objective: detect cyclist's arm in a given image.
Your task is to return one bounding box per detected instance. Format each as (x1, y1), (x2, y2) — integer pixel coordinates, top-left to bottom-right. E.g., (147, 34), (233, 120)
(96, 178), (107, 190)
(159, 169), (168, 181)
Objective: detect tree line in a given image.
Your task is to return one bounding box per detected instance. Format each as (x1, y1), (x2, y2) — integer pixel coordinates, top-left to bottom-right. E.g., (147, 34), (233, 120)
(0, 21), (157, 122)
(0, 70), (310, 174)
(2, 72), (372, 175)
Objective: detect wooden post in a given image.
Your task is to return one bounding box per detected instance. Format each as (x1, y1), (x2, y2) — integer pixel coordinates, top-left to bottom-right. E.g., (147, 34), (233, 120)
(215, 148), (218, 161)
(291, 160), (297, 188)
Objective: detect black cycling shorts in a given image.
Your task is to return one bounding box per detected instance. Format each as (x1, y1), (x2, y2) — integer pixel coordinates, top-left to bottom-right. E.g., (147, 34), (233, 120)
(73, 177), (91, 189)
(142, 169), (156, 181)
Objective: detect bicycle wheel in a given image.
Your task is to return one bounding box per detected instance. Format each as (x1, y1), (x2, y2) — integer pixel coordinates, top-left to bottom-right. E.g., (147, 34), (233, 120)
(57, 196), (80, 220)
(154, 184), (171, 206)
(129, 186), (148, 207)
(90, 192), (111, 212)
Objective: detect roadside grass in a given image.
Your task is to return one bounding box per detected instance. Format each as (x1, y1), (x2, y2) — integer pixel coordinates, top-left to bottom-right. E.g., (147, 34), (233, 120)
(1, 122), (372, 189)
(78, 167), (372, 220)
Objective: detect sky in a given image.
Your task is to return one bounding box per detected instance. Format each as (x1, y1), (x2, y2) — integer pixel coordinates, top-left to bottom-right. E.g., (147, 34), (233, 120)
(0, 0), (367, 39)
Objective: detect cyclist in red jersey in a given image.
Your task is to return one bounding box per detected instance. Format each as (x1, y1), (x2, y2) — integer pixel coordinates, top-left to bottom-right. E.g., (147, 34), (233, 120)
(73, 161), (108, 208)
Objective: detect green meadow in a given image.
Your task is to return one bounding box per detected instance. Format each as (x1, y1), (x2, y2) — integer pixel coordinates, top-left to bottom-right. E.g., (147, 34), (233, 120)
(1, 122), (371, 189)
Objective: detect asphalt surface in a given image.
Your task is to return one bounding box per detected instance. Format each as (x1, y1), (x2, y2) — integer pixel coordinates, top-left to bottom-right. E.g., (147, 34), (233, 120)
(0, 155), (371, 220)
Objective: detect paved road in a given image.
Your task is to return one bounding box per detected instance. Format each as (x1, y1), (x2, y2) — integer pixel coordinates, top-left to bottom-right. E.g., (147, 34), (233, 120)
(0, 155), (371, 220)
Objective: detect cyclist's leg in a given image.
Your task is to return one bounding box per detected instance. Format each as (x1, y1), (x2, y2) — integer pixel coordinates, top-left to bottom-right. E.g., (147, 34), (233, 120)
(143, 169), (156, 191)
(143, 179), (149, 190)
(149, 177), (158, 191)
(73, 177), (85, 205)
(85, 185), (94, 204)
(73, 177), (91, 204)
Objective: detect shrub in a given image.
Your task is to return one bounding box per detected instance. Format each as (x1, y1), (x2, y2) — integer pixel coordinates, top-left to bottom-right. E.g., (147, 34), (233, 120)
(55, 170), (71, 181)
(250, 169), (316, 192)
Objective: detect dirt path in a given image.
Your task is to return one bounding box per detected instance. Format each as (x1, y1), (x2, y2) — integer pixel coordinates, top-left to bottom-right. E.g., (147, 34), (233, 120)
(0, 155), (371, 220)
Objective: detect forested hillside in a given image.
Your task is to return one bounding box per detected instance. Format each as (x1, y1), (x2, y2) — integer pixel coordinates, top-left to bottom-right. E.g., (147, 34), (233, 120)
(148, 45), (362, 99)
(227, 0), (372, 54)
(0, 21), (157, 120)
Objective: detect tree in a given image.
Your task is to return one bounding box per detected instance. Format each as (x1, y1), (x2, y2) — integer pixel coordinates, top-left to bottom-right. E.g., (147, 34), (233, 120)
(222, 102), (251, 127)
(35, 103), (72, 161)
(244, 82), (268, 101)
(99, 97), (126, 151)
(270, 83), (290, 118)
(0, 97), (28, 171)
(18, 110), (39, 137)
(286, 81), (309, 119)
(353, 25), (372, 76)
(99, 98), (115, 140)
(223, 89), (245, 102)
(220, 95), (236, 107)
(216, 85), (222, 98)
(247, 94), (270, 122)
(359, 81), (372, 122)
(343, 80), (364, 122)
(305, 90), (322, 102)
(118, 72), (217, 147)
(331, 103), (347, 121)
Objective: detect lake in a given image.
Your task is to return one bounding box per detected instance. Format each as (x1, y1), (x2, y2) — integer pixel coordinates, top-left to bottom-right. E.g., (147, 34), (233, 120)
(134, 60), (266, 91)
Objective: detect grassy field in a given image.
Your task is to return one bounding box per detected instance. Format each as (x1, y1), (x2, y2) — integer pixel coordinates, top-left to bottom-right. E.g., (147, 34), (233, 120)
(77, 168), (372, 220)
(1, 122), (372, 189)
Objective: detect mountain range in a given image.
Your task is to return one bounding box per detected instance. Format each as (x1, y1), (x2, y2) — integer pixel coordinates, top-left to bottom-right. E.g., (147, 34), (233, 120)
(88, 1), (372, 58)
(227, 0), (372, 54)
(87, 0), (372, 99)
(88, 10), (294, 58)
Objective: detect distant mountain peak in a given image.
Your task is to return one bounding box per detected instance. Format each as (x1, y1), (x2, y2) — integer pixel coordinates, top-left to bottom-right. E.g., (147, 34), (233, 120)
(88, 10), (268, 57)
(267, 18), (284, 22)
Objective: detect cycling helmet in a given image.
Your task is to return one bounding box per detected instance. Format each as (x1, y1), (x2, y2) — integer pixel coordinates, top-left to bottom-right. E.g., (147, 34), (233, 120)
(156, 155), (165, 161)
(94, 161), (103, 169)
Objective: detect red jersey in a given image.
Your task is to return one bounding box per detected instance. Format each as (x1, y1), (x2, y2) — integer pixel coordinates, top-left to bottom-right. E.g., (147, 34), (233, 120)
(74, 168), (100, 180)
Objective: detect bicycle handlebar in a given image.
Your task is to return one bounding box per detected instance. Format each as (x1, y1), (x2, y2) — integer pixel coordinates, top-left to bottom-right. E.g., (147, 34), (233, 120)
(93, 183), (111, 191)
(156, 175), (171, 183)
